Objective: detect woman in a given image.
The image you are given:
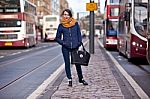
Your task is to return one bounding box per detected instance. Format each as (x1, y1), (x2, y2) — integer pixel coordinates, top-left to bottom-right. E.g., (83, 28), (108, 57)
(55, 9), (88, 87)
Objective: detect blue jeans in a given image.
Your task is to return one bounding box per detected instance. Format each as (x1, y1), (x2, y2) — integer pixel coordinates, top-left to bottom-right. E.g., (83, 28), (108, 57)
(62, 47), (83, 80)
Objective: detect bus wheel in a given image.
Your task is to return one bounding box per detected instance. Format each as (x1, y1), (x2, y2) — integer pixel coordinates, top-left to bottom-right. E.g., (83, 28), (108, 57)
(32, 43), (36, 47)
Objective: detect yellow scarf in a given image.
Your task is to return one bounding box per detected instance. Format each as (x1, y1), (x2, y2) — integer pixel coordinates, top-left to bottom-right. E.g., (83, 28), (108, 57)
(61, 18), (76, 28)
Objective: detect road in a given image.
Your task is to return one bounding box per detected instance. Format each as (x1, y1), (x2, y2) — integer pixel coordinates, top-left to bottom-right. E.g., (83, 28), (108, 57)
(0, 42), (64, 99)
(0, 38), (150, 98)
(110, 50), (150, 97)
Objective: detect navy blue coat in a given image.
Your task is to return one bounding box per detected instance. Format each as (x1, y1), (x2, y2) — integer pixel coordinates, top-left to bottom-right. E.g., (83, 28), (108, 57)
(55, 22), (82, 49)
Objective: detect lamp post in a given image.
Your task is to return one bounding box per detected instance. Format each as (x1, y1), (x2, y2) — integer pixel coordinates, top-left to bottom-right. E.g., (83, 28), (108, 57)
(89, 0), (95, 54)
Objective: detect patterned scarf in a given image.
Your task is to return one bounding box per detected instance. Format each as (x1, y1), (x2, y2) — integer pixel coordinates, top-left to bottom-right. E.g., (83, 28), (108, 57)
(61, 17), (76, 28)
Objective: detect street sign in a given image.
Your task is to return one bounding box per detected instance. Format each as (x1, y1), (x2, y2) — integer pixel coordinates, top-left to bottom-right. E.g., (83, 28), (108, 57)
(86, 3), (97, 11)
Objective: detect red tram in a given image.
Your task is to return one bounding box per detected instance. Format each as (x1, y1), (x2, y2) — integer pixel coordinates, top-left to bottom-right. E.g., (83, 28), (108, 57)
(118, 0), (148, 60)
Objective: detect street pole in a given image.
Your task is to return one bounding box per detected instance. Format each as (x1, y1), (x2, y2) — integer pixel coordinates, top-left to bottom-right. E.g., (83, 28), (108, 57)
(89, 0), (95, 54)
(77, 12), (79, 21)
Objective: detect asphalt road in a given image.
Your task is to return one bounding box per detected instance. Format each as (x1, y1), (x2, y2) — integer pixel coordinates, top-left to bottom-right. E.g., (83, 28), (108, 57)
(0, 42), (64, 99)
(0, 38), (150, 98)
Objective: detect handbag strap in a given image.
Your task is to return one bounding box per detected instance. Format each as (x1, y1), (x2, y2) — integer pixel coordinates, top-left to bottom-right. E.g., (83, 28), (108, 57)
(81, 42), (86, 51)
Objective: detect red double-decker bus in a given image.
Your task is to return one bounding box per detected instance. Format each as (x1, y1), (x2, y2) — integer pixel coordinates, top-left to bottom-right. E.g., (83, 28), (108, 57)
(103, 0), (120, 49)
(118, 0), (148, 61)
(0, 0), (37, 48)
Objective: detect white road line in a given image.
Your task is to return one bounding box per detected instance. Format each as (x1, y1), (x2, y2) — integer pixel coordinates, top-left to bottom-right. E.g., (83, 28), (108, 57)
(8, 52), (21, 56)
(10, 53), (18, 55)
(22, 50), (30, 52)
(27, 63), (65, 99)
(42, 46), (47, 48)
(0, 56), (4, 58)
(97, 40), (149, 99)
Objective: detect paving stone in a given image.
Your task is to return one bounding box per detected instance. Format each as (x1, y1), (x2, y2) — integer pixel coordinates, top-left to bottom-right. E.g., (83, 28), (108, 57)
(51, 41), (124, 99)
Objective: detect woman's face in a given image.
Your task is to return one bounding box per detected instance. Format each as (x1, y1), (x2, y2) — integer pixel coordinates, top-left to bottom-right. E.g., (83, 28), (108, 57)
(63, 11), (70, 19)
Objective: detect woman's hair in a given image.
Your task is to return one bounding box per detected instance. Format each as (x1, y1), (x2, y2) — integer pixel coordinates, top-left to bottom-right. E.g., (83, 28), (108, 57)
(61, 9), (72, 17)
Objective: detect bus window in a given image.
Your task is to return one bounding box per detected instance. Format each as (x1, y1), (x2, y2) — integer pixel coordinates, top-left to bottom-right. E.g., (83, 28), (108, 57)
(0, 20), (21, 27)
(0, 0), (20, 13)
(107, 20), (118, 36)
(134, 3), (147, 37)
(46, 17), (57, 21)
(107, 28), (117, 36)
(110, 8), (119, 16)
(110, 0), (119, 4)
(148, 2), (150, 33)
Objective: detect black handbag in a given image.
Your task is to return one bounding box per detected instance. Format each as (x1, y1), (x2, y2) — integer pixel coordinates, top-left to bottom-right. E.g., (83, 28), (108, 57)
(71, 43), (90, 66)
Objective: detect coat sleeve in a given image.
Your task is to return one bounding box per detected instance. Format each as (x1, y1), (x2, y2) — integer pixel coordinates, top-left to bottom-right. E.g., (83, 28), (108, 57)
(76, 22), (82, 43)
(55, 24), (64, 45)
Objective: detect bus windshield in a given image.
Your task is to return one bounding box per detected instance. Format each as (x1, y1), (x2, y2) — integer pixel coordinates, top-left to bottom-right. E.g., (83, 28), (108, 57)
(110, 0), (119, 4)
(46, 17), (57, 21)
(134, 3), (147, 37)
(0, 0), (20, 13)
(0, 20), (21, 27)
(107, 21), (118, 36)
(110, 7), (119, 16)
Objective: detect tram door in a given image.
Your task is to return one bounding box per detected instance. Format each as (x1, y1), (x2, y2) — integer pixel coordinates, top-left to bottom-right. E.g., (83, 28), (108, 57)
(147, 0), (150, 64)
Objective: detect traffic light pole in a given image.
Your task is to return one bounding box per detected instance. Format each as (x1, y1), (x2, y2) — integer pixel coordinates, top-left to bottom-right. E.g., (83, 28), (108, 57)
(89, 0), (95, 54)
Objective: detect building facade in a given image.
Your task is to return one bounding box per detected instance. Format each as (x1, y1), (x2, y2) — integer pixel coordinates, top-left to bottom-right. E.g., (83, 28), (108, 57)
(29, 0), (69, 26)
(59, 0), (69, 15)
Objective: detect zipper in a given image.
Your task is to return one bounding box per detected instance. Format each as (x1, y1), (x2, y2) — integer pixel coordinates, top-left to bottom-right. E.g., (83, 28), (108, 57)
(69, 28), (72, 49)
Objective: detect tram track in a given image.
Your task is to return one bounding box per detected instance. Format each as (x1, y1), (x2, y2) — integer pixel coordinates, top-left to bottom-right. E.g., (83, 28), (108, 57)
(0, 54), (61, 91)
(0, 45), (61, 91)
(0, 39), (89, 98)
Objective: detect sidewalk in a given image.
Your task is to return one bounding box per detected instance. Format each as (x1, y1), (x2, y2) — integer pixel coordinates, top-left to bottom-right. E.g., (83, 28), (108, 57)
(51, 40), (124, 99)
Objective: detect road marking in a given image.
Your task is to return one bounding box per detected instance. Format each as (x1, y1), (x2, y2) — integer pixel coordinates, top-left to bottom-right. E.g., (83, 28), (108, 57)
(42, 46), (47, 48)
(0, 56), (4, 58)
(21, 49), (32, 52)
(9, 52), (22, 56)
(27, 63), (65, 99)
(97, 40), (149, 99)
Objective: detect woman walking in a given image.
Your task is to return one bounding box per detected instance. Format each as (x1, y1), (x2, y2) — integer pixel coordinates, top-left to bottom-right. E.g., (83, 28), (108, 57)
(55, 9), (88, 87)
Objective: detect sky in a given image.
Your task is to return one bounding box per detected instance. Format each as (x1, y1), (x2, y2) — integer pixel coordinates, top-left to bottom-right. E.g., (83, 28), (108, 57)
(67, 0), (105, 18)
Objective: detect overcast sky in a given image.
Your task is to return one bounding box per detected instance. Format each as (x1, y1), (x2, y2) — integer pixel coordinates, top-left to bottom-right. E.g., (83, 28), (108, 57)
(67, 0), (105, 18)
